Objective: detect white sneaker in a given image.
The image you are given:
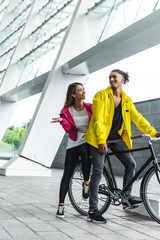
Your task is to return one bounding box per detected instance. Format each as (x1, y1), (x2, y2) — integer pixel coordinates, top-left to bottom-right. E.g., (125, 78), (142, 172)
(56, 205), (64, 218)
(82, 182), (89, 200)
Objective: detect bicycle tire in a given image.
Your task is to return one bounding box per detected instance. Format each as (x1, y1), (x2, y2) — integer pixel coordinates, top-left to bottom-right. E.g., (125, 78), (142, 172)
(140, 164), (160, 224)
(68, 162), (113, 216)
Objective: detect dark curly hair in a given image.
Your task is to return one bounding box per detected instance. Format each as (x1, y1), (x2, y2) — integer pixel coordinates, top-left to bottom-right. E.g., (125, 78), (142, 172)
(111, 69), (129, 84)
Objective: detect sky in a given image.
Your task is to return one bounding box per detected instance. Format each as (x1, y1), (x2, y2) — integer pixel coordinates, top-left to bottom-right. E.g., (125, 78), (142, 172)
(9, 42), (160, 127)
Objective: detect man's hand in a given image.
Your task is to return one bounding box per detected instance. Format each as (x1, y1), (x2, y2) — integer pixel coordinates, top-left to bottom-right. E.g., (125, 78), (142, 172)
(98, 144), (108, 155)
(155, 132), (160, 138)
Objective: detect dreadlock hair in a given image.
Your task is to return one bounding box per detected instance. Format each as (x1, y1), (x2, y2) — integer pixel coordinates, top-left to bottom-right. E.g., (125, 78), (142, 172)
(111, 69), (129, 84)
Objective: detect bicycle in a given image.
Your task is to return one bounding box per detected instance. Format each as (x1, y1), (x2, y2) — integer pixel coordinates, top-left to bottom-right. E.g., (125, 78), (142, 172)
(68, 134), (160, 224)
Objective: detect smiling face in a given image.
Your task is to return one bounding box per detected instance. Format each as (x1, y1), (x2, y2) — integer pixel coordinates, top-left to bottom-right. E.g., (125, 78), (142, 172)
(109, 71), (124, 90)
(72, 84), (85, 101)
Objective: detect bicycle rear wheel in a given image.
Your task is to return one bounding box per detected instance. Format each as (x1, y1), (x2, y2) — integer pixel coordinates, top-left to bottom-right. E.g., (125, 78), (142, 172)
(141, 165), (160, 224)
(68, 162), (112, 216)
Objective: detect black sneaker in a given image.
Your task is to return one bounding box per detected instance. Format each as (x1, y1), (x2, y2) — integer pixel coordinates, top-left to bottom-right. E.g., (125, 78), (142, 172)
(87, 209), (107, 224)
(56, 205), (64, 218)
(82, 182), (89, 200)
(122, 198), (143, 210)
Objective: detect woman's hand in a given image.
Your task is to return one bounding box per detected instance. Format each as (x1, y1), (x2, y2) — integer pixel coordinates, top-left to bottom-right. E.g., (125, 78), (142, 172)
(98, 144), (108, 155)
(51, 117), (63, 123)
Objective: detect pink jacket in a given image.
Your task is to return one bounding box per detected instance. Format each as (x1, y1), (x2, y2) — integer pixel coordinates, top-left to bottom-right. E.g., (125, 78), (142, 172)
(60, 102), (92, 141)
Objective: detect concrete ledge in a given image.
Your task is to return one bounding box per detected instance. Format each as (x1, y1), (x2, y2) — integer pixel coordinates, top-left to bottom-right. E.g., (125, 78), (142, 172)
(0, 156), (52, 176)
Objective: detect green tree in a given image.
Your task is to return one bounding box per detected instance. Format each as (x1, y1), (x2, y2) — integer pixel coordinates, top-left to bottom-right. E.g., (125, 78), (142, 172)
(2, 127), (26, 149)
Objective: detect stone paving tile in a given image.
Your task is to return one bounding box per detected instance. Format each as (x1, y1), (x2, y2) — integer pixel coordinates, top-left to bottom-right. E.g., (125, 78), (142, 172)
(26, 223), (58, 232)
(16, 216), (47, 224)
(3, 226), (38, 238)
(0, 171), (159, 239)
(0, 209), (13, 219)
(117, 230), (158, 240)
(74, 221), (114, 234)
(98, 233), (131, 240)
(74, 238), (102, 240)
(7, 209), (32, 218)
(0, 218), (25, 228)
(0, 226), (13, 240)
(15, 237), (43, 240)
(37, 231), (73, 239)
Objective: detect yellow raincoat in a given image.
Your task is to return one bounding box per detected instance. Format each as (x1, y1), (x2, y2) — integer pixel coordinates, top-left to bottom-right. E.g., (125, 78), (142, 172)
(84, 86), (157, 150)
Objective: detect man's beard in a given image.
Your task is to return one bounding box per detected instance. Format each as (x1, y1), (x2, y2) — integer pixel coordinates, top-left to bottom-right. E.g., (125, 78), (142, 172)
(111, 85), (116, 90)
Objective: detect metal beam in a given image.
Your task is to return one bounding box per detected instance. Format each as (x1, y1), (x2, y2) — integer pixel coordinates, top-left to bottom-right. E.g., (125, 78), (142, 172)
(0, 72), (49, 102)
(62, 9), (160, 75)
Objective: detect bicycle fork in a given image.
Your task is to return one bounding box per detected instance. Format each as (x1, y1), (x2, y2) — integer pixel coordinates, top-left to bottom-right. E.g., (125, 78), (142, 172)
(150, 141), (160, 184)
(153, 160), (160, 184)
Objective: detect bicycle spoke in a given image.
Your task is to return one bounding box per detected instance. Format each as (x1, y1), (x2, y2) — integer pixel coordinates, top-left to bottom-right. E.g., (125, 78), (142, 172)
(68, 164), (112, 215)
(142, 166), (160, 224)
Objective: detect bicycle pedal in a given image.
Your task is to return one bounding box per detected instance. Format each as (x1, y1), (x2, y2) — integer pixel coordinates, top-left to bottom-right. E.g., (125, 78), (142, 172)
(98, 189), (110, 196)
(99, 184), (106, 189)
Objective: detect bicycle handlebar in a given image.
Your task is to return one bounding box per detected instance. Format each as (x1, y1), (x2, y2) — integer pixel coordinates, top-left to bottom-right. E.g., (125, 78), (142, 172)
(131, 134), (160, 142)
(131, 135), (142, 139)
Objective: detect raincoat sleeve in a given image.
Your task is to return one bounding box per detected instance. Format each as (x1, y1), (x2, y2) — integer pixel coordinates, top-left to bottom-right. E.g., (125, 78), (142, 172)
(130, 101), (157, 137)
(92, 92), (107, 145)
(59, 114), (74, 134)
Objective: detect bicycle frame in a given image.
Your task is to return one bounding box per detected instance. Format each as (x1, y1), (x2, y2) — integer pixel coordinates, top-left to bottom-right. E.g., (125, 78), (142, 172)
(68, 134), (160, 223)
(106, 138), (160, 196)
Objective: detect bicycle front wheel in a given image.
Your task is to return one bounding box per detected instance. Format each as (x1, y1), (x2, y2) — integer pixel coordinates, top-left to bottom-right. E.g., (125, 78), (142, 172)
(68, 163), (112, 216)
(141, 165), (160, 224)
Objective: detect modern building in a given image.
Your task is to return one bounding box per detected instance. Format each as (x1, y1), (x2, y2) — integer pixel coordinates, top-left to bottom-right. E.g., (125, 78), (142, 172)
(0, 0), (160, 175)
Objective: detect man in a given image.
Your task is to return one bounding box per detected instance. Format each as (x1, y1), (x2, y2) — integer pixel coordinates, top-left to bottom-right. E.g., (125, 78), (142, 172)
(84, 69), (160, 224)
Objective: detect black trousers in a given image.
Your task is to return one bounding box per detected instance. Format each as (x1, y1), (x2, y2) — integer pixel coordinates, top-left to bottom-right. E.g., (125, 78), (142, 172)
(89, 138), (137, 211)
(59, 143), (91, 203)
(108, 139), (136, 197)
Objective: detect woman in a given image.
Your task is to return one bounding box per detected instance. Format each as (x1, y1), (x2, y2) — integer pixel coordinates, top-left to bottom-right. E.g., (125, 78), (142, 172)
(51, 82), (92, 218)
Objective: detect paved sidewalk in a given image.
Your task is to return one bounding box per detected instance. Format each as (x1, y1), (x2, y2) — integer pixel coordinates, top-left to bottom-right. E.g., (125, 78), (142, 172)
(0, 169), (159, 240)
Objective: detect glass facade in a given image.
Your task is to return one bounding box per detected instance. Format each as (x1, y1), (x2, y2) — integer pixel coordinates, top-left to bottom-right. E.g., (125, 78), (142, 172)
(0, 0), (78, 87)
(0, 0), (34, 84)
(87, 0), (160, 42)
(17, 0), (78, 86)
(0, 0), (159, 89)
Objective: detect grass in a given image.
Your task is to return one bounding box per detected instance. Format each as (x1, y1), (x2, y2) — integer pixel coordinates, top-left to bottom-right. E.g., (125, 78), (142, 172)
(0, 141), (14, 150)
